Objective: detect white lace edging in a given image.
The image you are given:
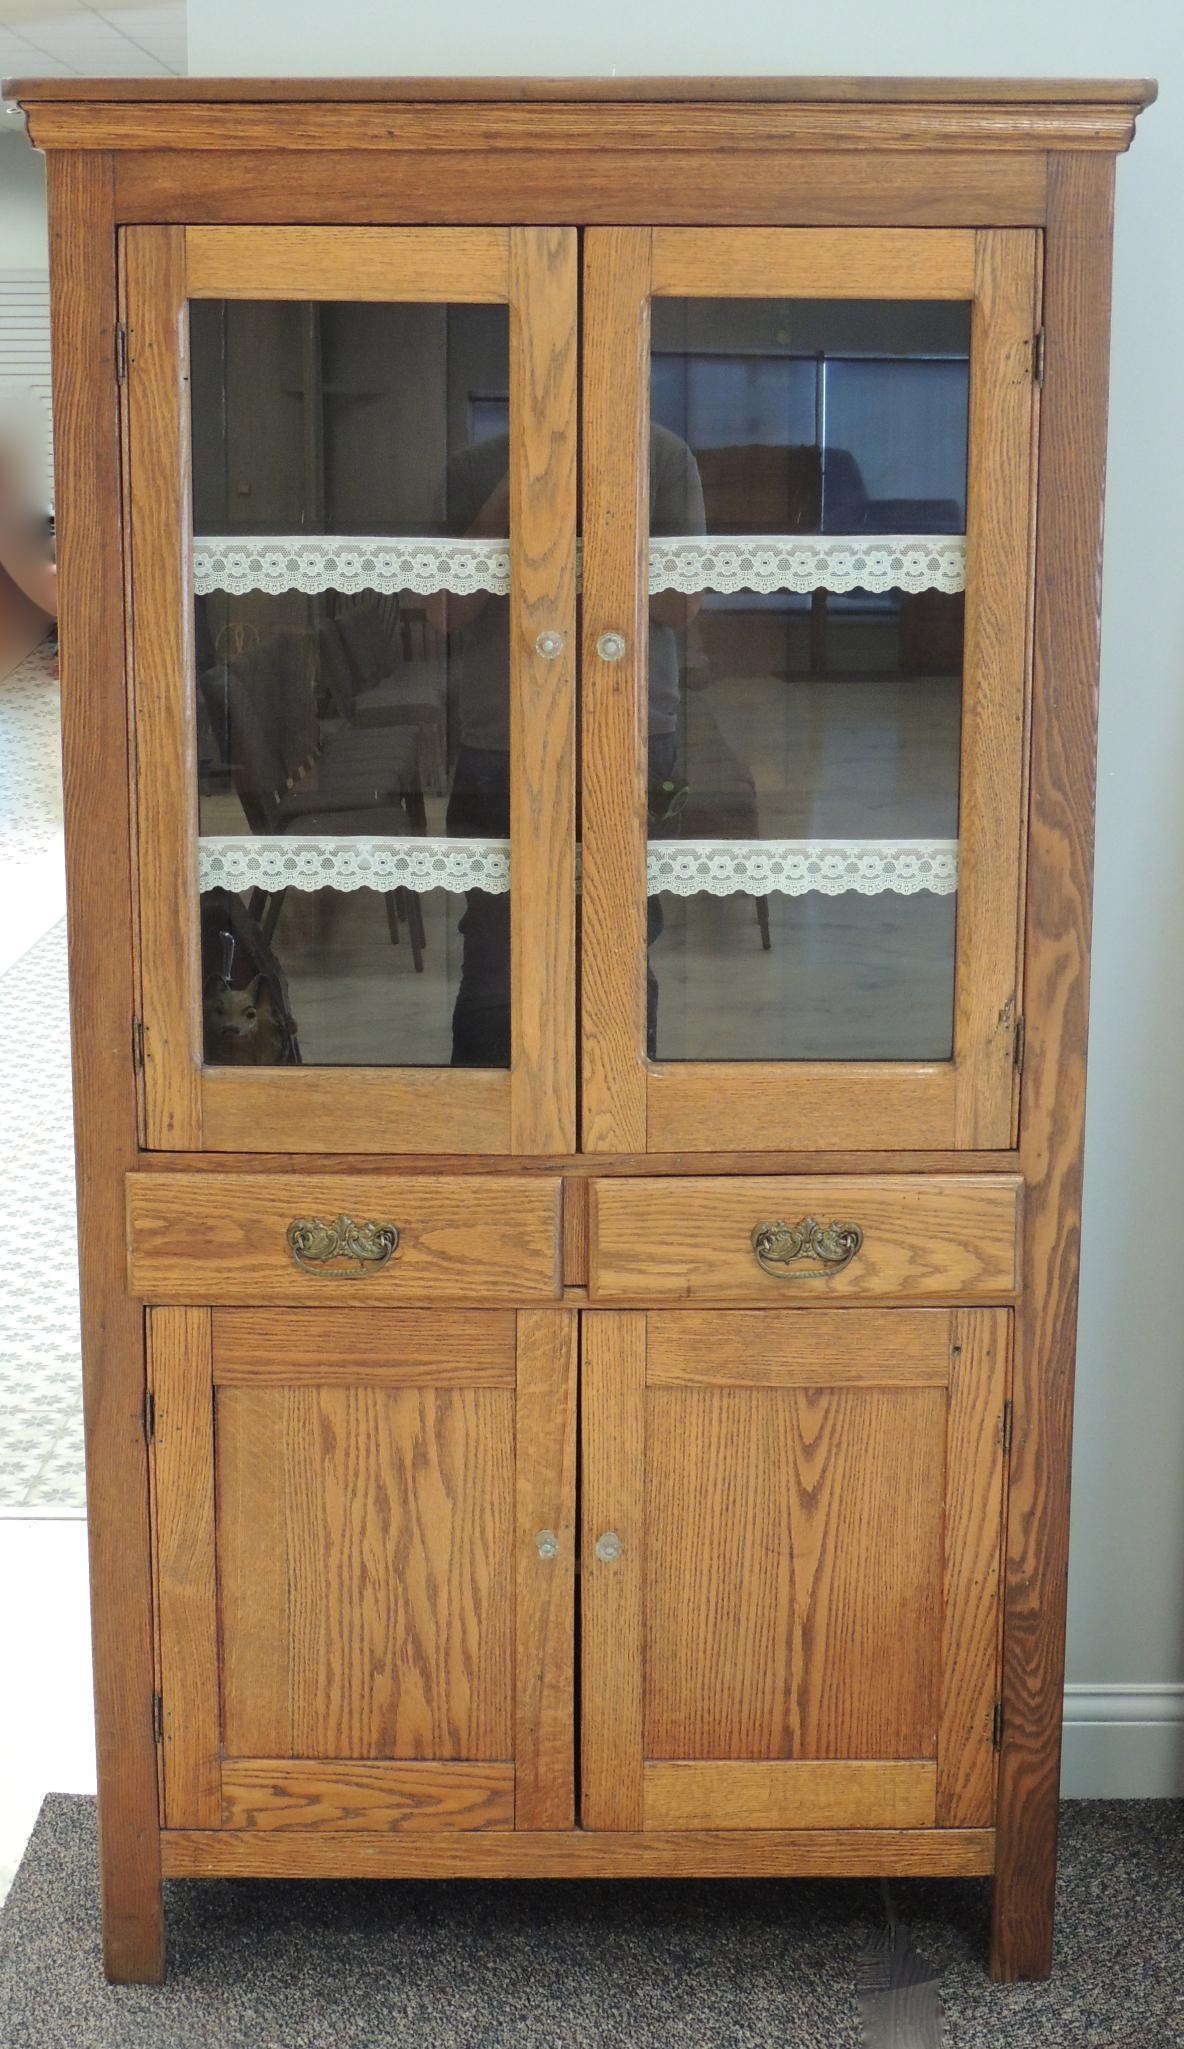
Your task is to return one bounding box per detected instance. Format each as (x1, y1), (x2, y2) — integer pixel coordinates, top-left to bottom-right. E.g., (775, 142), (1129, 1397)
(199, 835), (958, 899)
(192, 533), (966, 599)
(648, 535), (965, 596)
(193, 537), (511, 599)
(648, 839), (958, 897)
(200, 836), (511, 895)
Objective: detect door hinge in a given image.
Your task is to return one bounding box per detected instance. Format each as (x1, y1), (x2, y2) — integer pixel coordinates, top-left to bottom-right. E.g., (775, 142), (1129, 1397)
(132, 1014), (145, 1072)
(1001, 1399), (1014, 1459)
(152, 1691), (163, 1744)
(992, 1700), (1005, 1752)
(144, 1388), (155, 1444)
(1014, 1014), (1026, 1073)
(116, 323), (129, 383)
(1033, 328), (1046, 388)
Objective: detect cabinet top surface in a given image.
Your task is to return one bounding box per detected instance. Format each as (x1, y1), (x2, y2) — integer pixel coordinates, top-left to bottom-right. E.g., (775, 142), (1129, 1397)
(4, 73), (1158, 107)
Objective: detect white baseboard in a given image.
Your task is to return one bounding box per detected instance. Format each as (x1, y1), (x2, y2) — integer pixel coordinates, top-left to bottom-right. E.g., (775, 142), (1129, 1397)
(1060, 1684), (1184, 1798)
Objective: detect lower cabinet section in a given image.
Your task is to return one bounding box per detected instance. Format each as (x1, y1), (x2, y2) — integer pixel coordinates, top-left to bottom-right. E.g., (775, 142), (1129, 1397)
(149, 1302), (1010, 1860)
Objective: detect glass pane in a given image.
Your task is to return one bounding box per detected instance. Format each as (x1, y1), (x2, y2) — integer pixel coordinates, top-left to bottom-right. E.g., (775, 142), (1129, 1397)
(190, 298), (511, 1069)
(648, 297), (969, 1062)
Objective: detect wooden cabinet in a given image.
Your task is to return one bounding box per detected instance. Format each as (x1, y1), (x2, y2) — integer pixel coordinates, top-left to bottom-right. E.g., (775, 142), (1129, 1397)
(12, 71), (1153, 1986)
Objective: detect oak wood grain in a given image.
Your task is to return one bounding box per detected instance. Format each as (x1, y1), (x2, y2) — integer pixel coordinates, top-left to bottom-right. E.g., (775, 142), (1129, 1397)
(124, 225), (202, 1149)
(580, 228), (651, 1151)
(508, 228), (578, 1152)
(991, 151), (1116, 1984)
(200, 1066), (512, 1155)
(221, 1761), (513, 1830)
(211, 1309), (516, 1384)
(150, 1308), (221, 1829)
(9, 76), (1156, 106)
(561, 1178), (590, 1286)
(646, 1310), (953, 1387)
(651, 226), (975, 297)
(113, 149), (1050, 231)
(953, 230), (1041, 1145)
(126, 1173), (563, 1304)
(514, 1312), (577, 1827)
(160, 1824), (996, 1880)
(47, 149), (165, 1985)
(217, 1383), (514, 1760)
(937, 1309), (1010, 1826)
(184, 224), (509, 300)
(645, 1064), (959, 1154)
(581, 1312), (646, 1826)
(644, 1385), (944, 1762)
(589, 1177), (1022, 1305)
(135, 1146), (1020, 1176)
(24, 101), (1144, 154)
(643, 1760), (936, 1831)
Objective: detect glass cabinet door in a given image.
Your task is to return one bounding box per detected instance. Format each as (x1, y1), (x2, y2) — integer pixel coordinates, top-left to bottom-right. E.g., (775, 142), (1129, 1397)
(581, 229), (1039, 1153)
(126, 227), (576, 1154)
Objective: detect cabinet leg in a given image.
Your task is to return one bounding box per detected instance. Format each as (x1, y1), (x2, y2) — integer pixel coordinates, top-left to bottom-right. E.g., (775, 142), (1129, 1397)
(988, 1798), (1057, 1981)
(98, 1845), (166, 1985)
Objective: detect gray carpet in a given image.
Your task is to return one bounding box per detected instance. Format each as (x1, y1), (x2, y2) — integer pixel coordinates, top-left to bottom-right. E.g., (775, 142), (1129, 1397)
(0, 1797), (1181, 2047)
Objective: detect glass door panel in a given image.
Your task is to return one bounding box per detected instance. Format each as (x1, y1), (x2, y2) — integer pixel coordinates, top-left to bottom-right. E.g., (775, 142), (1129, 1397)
(647, 296), (968, 1064)
(191, 297), (512, 1071)
(127, 226), (576, 1154)
(582, 228), (1039, 1153)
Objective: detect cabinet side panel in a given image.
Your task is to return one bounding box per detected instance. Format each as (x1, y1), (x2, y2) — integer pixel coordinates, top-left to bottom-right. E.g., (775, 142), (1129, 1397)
(992, 151), (1116, 1983)
(47, 151), (164, 1984)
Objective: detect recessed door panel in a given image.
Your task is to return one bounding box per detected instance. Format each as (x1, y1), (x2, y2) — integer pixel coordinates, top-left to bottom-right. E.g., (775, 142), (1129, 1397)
(582, 1307), (1009, 1832)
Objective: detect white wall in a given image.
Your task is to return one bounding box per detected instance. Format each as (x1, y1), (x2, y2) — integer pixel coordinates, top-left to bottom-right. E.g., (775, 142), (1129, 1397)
(0, 125), (47, 271)
(178, 3), (1184, 1789)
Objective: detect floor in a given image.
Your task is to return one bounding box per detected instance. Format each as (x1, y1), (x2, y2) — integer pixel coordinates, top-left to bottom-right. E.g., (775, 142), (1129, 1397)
(0, 642), (95, 1910)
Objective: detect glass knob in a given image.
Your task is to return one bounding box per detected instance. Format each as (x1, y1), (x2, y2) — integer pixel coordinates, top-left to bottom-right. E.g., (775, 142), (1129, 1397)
(535, 630), (565, 659)
(534, 1529), (559, 1561)
(595, 1530), (623, 1563)
(597, 631), (627, 662)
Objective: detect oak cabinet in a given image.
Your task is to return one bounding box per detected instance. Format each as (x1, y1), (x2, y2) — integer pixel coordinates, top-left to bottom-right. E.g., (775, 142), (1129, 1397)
(11, 71), (1152, 1986)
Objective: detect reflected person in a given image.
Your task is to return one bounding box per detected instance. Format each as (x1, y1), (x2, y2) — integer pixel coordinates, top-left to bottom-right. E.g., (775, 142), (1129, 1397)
(430, 424), (705, 1067)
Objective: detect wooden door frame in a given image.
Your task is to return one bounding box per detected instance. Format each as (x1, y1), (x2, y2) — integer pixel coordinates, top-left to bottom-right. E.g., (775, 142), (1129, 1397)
(581, 224), (1040, 1155)
(124, 221), (578, 1156)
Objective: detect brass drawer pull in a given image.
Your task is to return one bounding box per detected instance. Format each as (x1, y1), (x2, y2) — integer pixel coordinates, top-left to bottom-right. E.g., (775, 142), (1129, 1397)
(286, 1213), (399, 1278)
(751, 1216), (863, 1279)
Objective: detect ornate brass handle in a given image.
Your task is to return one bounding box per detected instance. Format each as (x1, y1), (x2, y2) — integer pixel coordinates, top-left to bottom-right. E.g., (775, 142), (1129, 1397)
(750, 1216), (863, 1280)
(286, 1213), (399, 1278)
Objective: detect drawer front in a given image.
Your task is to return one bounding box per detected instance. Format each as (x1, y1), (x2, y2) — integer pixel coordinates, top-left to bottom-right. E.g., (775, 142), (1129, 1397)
(128, 1174), (563, 1304)
(588, 1175), (1021, 1305)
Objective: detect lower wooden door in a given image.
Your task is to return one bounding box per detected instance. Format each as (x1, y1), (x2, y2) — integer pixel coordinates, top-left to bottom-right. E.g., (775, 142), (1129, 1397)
(581, 1308), (1009, 1833)
(150, 1306), (575, 1835)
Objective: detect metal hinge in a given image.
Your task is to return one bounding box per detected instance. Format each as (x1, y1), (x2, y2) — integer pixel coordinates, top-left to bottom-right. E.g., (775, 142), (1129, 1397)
(144, 1388), (155, 1444)
(132, 1015), (145, 1072)
(1014, 1015), (1026, 1073)
(1033, 328), (1046, 388)
(1001, 1400), (1013, 1459)
(152, 1692), (163, 1744)
(115, 323), (129, 383)
(992, 1700), (1005, 1752)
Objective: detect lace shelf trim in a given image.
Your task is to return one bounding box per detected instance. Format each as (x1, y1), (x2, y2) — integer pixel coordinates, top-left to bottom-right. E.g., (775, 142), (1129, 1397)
(193, 533), (966, 599)
(199, 836), (958, 900)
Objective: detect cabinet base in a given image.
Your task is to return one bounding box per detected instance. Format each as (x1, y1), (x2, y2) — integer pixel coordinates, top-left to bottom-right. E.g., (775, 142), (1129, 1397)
(161, 1826), (994, 1880)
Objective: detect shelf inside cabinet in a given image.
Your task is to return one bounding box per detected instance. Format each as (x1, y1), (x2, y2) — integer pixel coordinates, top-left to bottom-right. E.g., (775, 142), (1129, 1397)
(199, 833), (959, 898)
(193, 532), (967, 599)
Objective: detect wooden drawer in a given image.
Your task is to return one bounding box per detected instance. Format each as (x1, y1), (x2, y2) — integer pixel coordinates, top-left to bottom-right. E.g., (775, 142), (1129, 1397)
(588, 1175), (1021, 1305)
(127, 1173), (563, 1304)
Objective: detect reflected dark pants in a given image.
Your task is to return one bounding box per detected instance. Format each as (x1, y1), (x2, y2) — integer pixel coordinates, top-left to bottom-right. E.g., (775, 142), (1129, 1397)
(447, 738), (675, 1068)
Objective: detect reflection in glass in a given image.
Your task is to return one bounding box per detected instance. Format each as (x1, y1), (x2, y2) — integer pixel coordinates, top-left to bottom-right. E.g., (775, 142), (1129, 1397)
(190, 299), (511, 1069)
(647, 298), (970, 1062)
